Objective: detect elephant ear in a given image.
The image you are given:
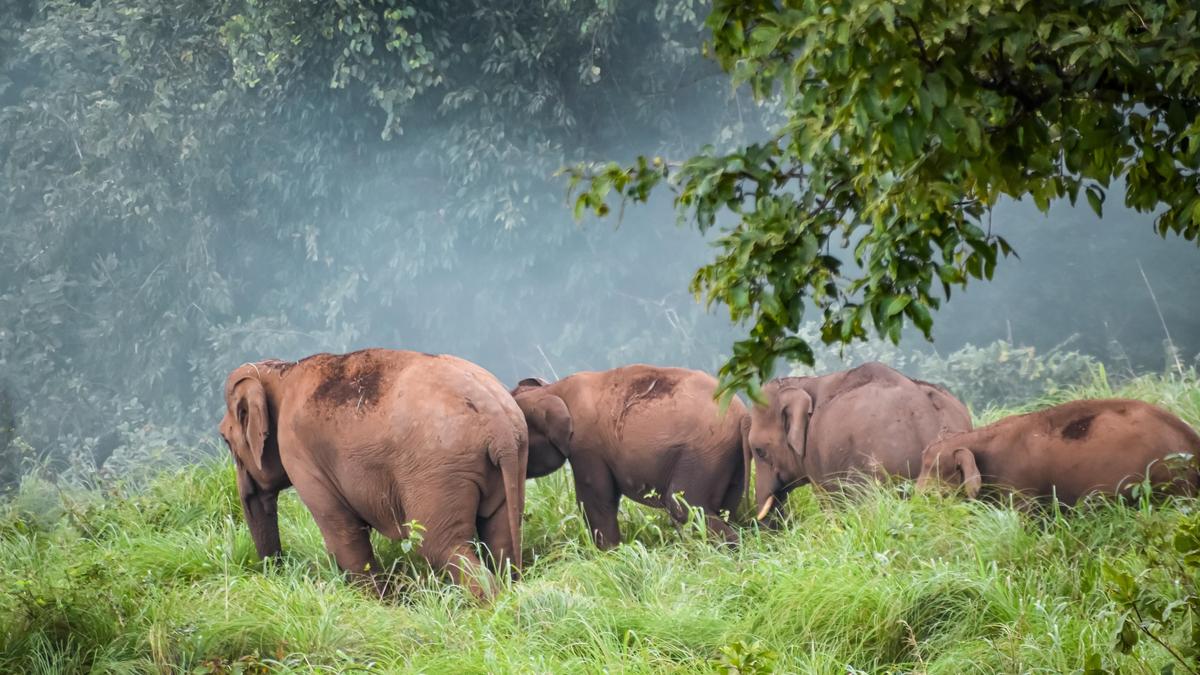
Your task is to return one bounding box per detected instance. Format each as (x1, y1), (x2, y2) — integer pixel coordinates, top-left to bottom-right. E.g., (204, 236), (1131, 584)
(953, 447), (982, 498)
(522, 391), (573, 456)
(230, 377), (270, 473)
(781, 388), (814, 460)
(512, 376), (550, 396)
(542, 394), (573, 456)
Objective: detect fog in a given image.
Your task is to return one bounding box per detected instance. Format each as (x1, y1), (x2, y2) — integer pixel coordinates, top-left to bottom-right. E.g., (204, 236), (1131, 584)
(0, 2), (1196, 484)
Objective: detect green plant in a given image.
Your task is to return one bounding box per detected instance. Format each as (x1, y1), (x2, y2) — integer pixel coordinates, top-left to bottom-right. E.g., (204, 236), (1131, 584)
(1094, 506), (1200, 674)
(568, 0), (1200, 397)
(714, 639), (779, 674)
(0, 372), (1194, 672)
(785, 326), (1100, 410)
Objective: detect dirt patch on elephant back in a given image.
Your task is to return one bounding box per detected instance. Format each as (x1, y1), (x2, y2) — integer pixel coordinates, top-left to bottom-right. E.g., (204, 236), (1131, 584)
(259, 359), (297, 375)
(615, 372), (678, 437)
(625, 373), (677, 403)
(311, 351), (386, 413)
(1062, 415), (1095, 441)
(923, 388), (944, 411)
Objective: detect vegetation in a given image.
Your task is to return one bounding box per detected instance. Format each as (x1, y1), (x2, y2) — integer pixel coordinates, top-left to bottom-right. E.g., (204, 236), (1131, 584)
(2, 366), (1198, 673)
(0, 0), (754, 482)
(3, 0), (1198, 487)
(569, 0), (1200, 395)
(3, 1), (1199, 672)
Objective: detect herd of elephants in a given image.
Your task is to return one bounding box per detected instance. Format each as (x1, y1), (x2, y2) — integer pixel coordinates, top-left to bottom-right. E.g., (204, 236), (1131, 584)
(218, 349), (1200, 599)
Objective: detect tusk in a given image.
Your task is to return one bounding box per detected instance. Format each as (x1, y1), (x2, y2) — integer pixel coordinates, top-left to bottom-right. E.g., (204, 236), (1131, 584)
(756, 494), (777, 521)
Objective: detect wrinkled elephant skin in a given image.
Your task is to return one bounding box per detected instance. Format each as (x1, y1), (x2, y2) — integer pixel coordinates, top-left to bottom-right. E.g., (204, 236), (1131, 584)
(218, 349), (527, 600)
(917, 398), (1200, 503)
(747, 362), (973, 521)
(512, 364), (747, 548)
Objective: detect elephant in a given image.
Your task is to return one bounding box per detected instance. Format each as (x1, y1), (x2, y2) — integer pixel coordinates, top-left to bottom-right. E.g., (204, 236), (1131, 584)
(218, 349), (528, 600)
(511, 364), (747, 548)
(747, 361), (973, 522)
(916, 398), (1200, 504)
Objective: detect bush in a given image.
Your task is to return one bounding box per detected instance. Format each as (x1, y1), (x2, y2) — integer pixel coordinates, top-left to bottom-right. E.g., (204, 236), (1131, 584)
(787, 325), (1101, 411)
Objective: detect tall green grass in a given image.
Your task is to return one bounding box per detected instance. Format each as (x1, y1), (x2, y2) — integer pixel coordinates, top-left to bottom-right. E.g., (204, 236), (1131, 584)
(1, 369), (1197, 673)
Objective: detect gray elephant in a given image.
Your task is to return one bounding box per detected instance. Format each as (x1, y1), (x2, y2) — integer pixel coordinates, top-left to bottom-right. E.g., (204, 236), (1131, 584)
(512, 364), (747, 548)
(218, 349), (527, 600)
(747, 362), (972, 521)
(917, 398), (1200, 503)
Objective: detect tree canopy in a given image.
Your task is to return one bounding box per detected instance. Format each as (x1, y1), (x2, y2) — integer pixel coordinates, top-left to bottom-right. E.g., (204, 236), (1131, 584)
(1, 0), (1197, 483)
(0, 0), (754, 479)
(570, 0), (1200, 396)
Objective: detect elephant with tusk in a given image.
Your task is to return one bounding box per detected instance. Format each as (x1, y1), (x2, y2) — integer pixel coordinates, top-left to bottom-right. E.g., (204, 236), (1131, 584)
(746, 362), (973, 523)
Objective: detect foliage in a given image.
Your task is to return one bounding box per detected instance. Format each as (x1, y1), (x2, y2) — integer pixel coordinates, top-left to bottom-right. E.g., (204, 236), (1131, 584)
(1093, 505), (1200, 675)
(906, 340), (1099, 411)
(567, 0), (1200, 397)
(714, 639), (779, 674)
(0, 374), (1198, 672)
(3, 0), (1198, 496)
(785, 323), (1101, 411)
(0, 0), (752, 486)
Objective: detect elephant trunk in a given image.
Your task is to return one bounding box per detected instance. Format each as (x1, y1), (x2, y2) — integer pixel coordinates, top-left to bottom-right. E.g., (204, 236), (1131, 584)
(914, 473), (932, 493)
(238, 469), (282, 559)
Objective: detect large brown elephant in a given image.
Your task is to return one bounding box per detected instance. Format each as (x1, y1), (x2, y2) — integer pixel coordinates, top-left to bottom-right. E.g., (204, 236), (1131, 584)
(747, 362), (972, 521)
(512, 365), (747, 548)
(916, 398), (1200, 503)
(218, 349), (527, 600)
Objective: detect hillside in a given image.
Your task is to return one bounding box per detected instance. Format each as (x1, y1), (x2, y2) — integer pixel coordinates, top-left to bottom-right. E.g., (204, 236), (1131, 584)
(1, 370), (1198, 673)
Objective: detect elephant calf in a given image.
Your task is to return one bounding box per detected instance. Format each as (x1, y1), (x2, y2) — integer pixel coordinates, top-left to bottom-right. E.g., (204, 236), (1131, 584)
(218, 349), (528, 600)
(747, 362), (973, 522)
(512, 365), (747, 548)
(916, 398), (1200, 503)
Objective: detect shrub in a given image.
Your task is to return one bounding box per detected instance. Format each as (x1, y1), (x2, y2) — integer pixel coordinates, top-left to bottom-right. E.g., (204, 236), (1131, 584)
(787, 324), (1100, 411)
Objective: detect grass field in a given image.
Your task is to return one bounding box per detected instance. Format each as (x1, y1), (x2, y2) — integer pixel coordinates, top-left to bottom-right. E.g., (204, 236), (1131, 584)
(2, 369), (1198, 673)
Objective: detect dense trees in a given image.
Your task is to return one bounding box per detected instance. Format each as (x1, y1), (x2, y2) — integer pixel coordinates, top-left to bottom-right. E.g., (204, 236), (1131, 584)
(1, 0), (1197, 480)
(572, 0), (1200, 395)
(0, 1), (752, 475)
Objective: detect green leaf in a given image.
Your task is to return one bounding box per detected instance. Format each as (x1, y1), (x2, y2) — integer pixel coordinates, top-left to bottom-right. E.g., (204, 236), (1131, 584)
(878, 3), (895, 27)
(925, 72), (947, 107)
(964, 116), (982, 152)
(1117, 615), (1139, 653)
(906, 301), (933, 336)
(885, 295), (911, 317)
(1086, 186), (1105, 218)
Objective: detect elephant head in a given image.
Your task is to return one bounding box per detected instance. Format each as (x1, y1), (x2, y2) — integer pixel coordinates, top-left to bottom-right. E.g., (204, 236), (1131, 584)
(916, 442), (982, 498)
(746, 379), (814, 523)
(219, 364), (290, 559)
(511, 378), (573, 478)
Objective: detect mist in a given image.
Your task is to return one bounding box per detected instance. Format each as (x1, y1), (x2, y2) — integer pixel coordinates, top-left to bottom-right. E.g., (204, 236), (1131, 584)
(0, 2), (1196, 485)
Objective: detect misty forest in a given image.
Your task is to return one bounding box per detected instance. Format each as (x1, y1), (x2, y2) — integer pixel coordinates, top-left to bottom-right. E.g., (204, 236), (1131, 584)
(2, 1), (1200, 673)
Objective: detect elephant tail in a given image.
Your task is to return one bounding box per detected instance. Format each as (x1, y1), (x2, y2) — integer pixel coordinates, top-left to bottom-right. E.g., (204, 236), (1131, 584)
(489, 429), (526, 573)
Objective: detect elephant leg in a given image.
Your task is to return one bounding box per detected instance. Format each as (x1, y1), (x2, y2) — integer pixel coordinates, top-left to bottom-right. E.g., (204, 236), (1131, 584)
(719, 472), (745, 524)
(703, 512), (739, 545)
(477, 506), (517, 579)
(406, 490), (495, 601)
(666, 478), (739, 546)
(295, 482), (385, 594)
(317, 518), (386, 591)
(571, 461), (621, 550)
